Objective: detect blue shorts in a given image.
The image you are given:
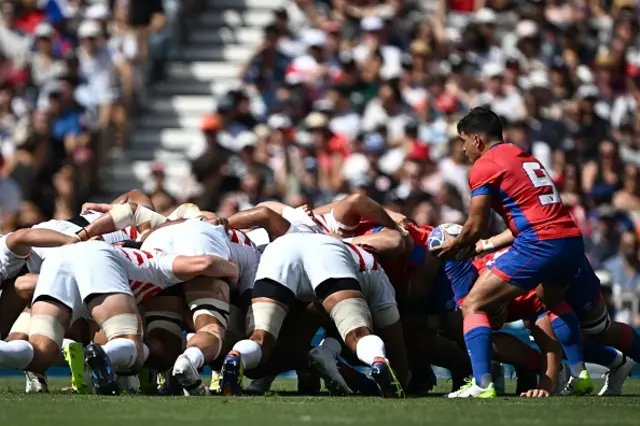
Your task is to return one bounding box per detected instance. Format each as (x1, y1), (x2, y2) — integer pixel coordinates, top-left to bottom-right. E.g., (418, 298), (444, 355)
(489, 235), (585, 290)
(444, 259), (478, 306)
(564, 255), (602, 317)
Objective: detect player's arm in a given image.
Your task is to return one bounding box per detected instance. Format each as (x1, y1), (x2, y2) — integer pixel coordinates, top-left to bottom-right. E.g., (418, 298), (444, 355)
(227, 206), (292, 241)
(432, 162), (500, 259)
(172, 255), (239, 284)
(475, 229), (514, 255)
(525, 313), (562, 396)
(6, 228), (79, 256)
(331, 194), (407, 234)
(78, 202), (167, 241)
(349, 228), (408, 257)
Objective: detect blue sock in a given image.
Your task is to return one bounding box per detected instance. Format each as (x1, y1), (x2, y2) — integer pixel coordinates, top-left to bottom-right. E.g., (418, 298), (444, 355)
(463, 313), (493, 387)
(548, 303), (585, 377)
(584, 338), (622, 368)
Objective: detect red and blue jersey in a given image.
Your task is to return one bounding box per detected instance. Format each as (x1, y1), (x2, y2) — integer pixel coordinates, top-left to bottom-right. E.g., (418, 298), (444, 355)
(469, 143), (581, 240)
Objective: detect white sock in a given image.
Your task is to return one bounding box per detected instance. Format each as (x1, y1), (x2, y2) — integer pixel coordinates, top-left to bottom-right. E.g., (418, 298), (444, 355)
(102, 338), (138, 371)
(232, 339), (262, 370)
(355, 334), (386, 366)
(186, 333), (195, 343)
(319, 337), (341, 359)
(62, 338), (75, 350)
(0, 340), (34, 370)
(183, 346), (205, 369)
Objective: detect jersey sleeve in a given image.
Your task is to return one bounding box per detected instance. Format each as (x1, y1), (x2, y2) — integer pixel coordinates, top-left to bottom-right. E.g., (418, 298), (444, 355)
(469, 159), (503, 198)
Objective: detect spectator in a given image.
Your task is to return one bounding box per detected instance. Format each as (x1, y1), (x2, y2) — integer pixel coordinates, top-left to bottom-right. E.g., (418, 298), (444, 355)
(30, 23), (66, 89)
(603, 231), (640, 298)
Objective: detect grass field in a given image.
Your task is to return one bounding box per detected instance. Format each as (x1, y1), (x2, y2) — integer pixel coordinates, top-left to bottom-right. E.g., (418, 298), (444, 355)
(1, 378), (639, 426)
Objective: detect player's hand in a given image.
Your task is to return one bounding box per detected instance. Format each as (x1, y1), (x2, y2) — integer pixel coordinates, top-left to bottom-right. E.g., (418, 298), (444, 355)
(81, 202), (113, 214)
(301, 204), (313, 218)
(519, 389), (550, 398)
(430, 239), (470, 260)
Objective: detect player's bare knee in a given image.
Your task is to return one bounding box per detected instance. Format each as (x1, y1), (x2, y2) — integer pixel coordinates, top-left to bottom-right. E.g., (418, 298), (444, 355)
(14, 275), (38, 300)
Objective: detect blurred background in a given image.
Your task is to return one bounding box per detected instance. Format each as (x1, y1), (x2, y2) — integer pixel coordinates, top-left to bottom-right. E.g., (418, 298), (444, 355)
(0, 0), (639, 325)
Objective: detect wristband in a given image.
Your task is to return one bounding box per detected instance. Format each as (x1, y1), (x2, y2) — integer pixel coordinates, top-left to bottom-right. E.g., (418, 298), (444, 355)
(481, 239), (495, 252)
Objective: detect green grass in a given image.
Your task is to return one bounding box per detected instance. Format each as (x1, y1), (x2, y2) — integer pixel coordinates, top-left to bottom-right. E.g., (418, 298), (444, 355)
(0, 378), (639, 426)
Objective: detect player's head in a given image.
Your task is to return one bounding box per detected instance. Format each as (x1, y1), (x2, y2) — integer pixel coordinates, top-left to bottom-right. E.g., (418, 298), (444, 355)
(456, 107), (504, 162)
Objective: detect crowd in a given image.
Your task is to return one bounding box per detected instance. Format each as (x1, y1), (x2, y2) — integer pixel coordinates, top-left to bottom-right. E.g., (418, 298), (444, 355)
(0, 0), (200, 234)
(170, 0), (640, 326)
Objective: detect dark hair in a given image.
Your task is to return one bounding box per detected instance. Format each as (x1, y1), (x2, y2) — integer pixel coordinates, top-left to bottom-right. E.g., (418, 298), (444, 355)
(456, 107), (504, 141)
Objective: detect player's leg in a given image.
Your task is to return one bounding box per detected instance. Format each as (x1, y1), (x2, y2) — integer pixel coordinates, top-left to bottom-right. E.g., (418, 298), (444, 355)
(142, 290), (185, 371)
(74, 243), (147, 395)
(171, 276), (229, 395)
(0, 275), (30, 338)
(220, 279), (293, 395)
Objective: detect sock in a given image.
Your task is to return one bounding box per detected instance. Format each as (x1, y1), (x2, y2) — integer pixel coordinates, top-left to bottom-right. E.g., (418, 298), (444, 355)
(463, 313), (493, 387)
(232, 340), (262, 370)
(319, 337), (342, 359)
(0, 340), (34, 370)
(584, 338), (623, 368)
(186, 333), (195, 343)
(102, 338), (138, 371)
(614, 322), (640, 363)
(547, 303), (585, 377)
(183, 346), (205, 370)
(62, 339), (75, 350)
(355, 334), (386, 366)
(142, 343), (150, 363)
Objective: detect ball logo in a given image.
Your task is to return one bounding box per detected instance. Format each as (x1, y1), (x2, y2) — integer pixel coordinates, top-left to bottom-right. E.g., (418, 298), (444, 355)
(427, 223), (463, 250)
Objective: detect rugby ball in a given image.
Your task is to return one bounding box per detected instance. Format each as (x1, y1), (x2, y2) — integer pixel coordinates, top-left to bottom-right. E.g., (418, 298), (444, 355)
(427, 223), (463, 250)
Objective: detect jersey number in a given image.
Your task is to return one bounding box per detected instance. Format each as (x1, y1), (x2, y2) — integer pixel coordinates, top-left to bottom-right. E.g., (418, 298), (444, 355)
(522, 162), (561, 206)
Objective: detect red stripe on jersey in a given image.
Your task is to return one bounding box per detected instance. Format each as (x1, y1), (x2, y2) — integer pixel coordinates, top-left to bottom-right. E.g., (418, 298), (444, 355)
(133, 251), (144, 265)
(126, 227), (139, 240)
(136, 282), (155, 296)
(119, 248), (132, 260)
(130, 281), (143, 292)
(344, 242), (366, 272)
(312, 214), (331, 233)
(230, 230), (240, 243)
(141, 250), (154, 259)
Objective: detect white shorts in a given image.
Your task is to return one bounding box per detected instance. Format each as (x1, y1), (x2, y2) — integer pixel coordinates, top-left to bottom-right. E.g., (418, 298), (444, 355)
(281, 206), (322, 234)
(34, 242), (133, 318)
(0, 234), (27, 283)
(142, 220), (231, 260)
(28, 219), (81, 273)
(254, 233), (359, 302)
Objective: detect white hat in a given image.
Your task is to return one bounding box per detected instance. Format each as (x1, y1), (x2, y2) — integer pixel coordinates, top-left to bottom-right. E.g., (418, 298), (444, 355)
(78, 20), (102, 38)
(85, 3), (110, 20)
(529, 70), (550, 88)
(516, 20), (538, 39)
(234, 131), (258, 151)
(296, 131), (314, 147)
(474, 8), (496, 24)
(361, 16), (384, 32)
(576, 84), (600, 100)
(35, 22), (54, 38)
(302, 29), (326, 47)
(305, 112), (329, 129)
(482, 62), (504, 79)
(267, 114), (292, 130)
(576, 65), (594, 84)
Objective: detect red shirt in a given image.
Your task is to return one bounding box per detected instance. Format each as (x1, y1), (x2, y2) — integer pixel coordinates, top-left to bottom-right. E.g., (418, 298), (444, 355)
(469, 143), (581, 240)
(14, 9), (45, 34)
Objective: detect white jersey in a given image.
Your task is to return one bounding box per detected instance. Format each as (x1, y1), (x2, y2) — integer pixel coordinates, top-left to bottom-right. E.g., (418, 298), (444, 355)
(117, 247), (180, 303)
(28, 212), (137, 273)
(281, 206), (358, 237)
(228, 229), (261, 295)
(0, 233), (27, 283)
(255, 233), (397, 318)
(141, 219), (231, 260)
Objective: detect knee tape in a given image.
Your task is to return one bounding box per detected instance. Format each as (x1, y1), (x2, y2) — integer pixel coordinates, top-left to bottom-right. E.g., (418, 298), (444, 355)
(189, 298), (229, 329)
(29, 314), (65, 348)
(9, 311), (32, 335)
(101, 313), (141, 340)
(145, 311), (183, 339)
(330, 298), (372, 341)
(250, 302), (287, 338)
